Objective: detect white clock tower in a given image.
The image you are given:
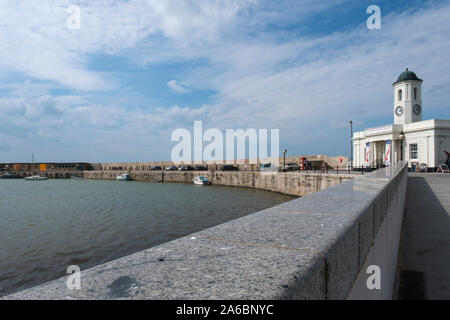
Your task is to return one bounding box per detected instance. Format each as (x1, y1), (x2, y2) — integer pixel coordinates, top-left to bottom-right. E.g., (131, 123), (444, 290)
(393, 68), (423, 124)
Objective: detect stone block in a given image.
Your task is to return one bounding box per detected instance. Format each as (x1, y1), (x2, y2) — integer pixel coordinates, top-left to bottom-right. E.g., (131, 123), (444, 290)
(358, 205), (375, 269)
(325, 223), (359, 299)
(374, 188), (387, 231)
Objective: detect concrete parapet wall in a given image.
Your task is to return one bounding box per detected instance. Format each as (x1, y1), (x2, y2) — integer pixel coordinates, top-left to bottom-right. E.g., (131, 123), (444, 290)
(4, 163), (408, 300)
(82, 170), (353, 197)
(347, 164), (408, 299)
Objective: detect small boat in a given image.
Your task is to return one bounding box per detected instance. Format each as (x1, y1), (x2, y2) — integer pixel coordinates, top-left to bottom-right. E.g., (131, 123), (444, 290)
(193, 176), (211, 185)
(116, 173), (131, 181)
(71, 174), (83, 179)
(25, 175), (48, 181)
(0, 172), (18, 179)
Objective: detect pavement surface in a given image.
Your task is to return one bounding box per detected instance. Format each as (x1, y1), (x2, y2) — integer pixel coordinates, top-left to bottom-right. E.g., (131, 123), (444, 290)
(396, 173), (450, 300)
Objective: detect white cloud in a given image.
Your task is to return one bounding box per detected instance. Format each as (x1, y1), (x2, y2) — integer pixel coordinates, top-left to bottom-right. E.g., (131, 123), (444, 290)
(184, 2), (450, 132)
(0, 0), (259, 91)
(167, 80), (190, 94)
(0, 0), (343, 91)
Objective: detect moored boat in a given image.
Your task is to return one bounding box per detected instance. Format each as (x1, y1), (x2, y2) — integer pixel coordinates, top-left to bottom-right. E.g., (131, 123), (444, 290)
(25, 175), (48, 181)
(116, 173), (131, 181)
(0, 172), (18, 179)
(193, 176), (211, 185)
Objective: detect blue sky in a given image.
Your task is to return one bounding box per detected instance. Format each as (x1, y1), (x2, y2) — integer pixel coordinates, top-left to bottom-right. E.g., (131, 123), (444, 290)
(1, 0), (450, 163)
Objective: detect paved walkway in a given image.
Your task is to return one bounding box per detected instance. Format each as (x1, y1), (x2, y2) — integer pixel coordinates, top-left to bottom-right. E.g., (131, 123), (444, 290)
(396, 173), (450, 299)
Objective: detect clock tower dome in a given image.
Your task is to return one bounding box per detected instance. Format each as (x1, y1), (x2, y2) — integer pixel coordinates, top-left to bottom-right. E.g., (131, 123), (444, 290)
(393, 68), (423, 124)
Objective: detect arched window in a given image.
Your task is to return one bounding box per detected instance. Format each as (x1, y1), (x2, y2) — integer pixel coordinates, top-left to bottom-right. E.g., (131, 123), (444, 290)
(413, 88), (417, 100)
(398, 89), (402, 101)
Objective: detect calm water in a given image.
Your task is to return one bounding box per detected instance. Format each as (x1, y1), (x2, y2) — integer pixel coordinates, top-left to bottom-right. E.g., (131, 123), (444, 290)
(0, 179), (294, 296)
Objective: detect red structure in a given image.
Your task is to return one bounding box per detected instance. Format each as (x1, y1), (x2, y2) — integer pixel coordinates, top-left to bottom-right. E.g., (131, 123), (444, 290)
(300, 157), (308, 171)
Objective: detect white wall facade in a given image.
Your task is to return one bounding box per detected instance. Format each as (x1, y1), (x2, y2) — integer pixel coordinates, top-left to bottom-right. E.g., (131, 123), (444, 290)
(353, 120), (450, 170)
(352, 71), (450, 170)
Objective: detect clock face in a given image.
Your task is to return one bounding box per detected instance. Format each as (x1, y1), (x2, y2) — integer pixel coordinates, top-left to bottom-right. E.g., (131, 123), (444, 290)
(395, 106), (404, 116)
(413, 104), (422, 115)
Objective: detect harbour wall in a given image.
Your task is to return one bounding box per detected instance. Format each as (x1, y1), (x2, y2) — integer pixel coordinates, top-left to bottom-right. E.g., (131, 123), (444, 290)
(9, 171), (80, 179)
(82, 170), (354, 197)
(5, 162), (408, 300)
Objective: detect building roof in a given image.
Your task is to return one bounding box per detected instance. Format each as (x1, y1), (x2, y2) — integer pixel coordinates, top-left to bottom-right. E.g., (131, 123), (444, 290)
(393, 68), (422, 84)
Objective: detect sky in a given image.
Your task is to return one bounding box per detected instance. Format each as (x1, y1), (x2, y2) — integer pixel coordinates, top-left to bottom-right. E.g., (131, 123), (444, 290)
(0, 0), (450, 163)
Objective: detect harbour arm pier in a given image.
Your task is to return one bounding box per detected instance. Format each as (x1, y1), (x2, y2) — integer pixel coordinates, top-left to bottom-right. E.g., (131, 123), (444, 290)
(5, 161), (443, 299)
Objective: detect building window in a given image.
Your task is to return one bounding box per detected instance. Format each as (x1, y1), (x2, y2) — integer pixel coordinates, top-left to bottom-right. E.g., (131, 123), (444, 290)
(410, 143), (418, 160)
(413, 88), (417, 100)
(398, 89), (402, 101)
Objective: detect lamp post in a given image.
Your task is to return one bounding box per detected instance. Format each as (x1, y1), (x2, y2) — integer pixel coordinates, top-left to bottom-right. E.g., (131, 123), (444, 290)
(349, 120), (353, 170)
(282, 149), (287, 172)
(399, 131), (405, 162)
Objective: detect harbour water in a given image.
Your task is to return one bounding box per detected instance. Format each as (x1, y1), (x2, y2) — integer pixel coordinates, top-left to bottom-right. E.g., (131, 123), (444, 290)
(0, 179), (295, 296)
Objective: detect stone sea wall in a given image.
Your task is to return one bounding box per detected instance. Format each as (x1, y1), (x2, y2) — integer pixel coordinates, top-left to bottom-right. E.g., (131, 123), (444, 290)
(5, 162), (408, 300)
(82, 170), (354, 197)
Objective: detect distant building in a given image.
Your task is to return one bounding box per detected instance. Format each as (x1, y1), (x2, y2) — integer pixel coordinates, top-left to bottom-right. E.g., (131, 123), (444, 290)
(0, 162), (94, 172)
(353, 69), (450, 171)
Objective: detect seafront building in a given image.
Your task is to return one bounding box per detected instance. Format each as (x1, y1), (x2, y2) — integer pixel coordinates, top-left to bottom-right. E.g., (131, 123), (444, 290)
(352, 69), (450, 171)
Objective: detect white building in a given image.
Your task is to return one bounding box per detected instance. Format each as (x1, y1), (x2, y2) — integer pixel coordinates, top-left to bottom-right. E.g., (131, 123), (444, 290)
(353, 69), (450, 171)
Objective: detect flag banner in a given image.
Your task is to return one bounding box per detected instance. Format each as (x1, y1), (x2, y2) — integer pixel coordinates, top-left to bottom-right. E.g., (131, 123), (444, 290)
(385, 140), (391, 166)
(365, 142), (371, 167)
